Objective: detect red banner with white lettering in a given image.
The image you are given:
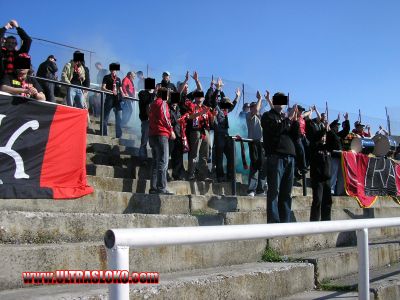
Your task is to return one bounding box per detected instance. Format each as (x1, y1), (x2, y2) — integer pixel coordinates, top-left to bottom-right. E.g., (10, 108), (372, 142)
(342, 151), (400, 207)
(0, 95), (93, 199)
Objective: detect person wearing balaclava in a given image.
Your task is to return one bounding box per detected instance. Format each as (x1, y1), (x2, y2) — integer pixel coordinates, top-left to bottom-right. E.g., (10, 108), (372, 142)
(261, 92), (300, 223)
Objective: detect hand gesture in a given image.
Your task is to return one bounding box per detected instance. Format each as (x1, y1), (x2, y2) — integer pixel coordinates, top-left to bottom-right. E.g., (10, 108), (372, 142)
(185, 71), (189, 82)
(216, 77), (223, 90)
(264, 90), (270, 100)
(4, 22), (12, 30)
(9, 20), (18, 28)
(210, 78), (215, 88)
(191, 71), (198, 82)
(343, 112), (349, 120)
(337, 112), (340, 121)
(236, 88), (241, 98)
(366, 125), (370, 130)
(256, 90), (261, 100)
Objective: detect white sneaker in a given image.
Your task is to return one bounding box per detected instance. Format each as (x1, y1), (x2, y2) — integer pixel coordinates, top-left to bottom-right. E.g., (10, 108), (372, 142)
(247, 192), (255, 197)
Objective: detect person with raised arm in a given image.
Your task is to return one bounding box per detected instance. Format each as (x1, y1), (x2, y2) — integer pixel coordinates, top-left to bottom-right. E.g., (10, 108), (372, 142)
(261, 93), (300, 223)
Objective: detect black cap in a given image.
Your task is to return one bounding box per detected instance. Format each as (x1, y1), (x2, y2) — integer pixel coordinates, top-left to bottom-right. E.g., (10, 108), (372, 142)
(193, 90), (205, 98)
(272, 92), (288, 105)
(297, 105), (305, 112)
(144, 78), (156, 90)
(243, 103), (250, 109)
(47, 55), (56, 61)
(73, 51), (84, 62)
(14, 54), (31, 69)
(354, 121), (365, 127)
(109, 63), (120, 71)
(219, 98), (234, 109)
(249, 102), (257, 107)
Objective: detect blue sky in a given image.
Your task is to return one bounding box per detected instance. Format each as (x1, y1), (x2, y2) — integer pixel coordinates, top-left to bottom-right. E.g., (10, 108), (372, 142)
(1, 0), (400, 130)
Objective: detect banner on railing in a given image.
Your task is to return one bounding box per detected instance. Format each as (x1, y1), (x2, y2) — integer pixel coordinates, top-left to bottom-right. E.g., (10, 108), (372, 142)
(342, 151), (400, 207)
(0, 95), (93, 199)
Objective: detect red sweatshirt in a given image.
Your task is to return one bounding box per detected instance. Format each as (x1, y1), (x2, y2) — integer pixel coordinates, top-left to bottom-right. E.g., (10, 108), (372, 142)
(149, 98), (173, 137)
(122, 76), (135, 97)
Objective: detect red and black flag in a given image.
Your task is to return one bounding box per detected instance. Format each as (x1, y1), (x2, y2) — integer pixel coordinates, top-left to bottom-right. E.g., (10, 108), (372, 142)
(342, 151), (400, 207)
(0, 94), (93, 199)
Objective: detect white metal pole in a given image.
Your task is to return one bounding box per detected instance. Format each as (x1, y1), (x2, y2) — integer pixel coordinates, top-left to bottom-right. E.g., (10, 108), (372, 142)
(357, 228), (369, 300)
(108, 246), (130, 300)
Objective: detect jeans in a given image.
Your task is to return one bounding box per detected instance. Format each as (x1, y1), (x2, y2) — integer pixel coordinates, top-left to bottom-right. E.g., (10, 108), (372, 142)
(121, 99), (133, 126)
(149, 135), (169, 193)
(66, 87), (85, 108)
(266, 154), (295, 223)
(330, 157), (345, 195)
(247, 141), (267, 194)
(41, 81), (55, 103)
(139, 120), (149, 159)
(310, 178), (332, 221)
(103, 96), (122, 138)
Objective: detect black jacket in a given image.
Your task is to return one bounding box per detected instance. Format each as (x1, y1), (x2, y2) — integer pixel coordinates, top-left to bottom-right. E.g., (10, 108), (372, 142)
(159, 79), (177, 92)
(204, 87), (225, 108)
(310, 142), (331, 181)
(37, 59), (58, 80)
(326, 120), (350, 154)
(261, 109), (299, 156)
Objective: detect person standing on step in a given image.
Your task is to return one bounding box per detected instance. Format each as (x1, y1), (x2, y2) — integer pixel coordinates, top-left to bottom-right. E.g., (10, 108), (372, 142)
(246, 90), (271, 197)
(148, 87), (176, 195)
(36, 55), (58, 103)
(308, 122), (332, 221)
(61, 51), (86, 108)
(101, 63), (128, 138)
(121, 71), (135, 127)
(262, 93), (300, 223)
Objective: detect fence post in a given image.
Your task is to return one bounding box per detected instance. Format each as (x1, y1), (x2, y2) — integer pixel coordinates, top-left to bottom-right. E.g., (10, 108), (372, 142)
(108, 246), (130, 300)
(100, 92), (105, 136)
(231, 138), (237, 196)
(357, 228), (370, 300)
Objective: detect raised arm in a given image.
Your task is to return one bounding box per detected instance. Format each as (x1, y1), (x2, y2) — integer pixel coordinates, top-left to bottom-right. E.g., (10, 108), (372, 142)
(191, 71), (202, 91)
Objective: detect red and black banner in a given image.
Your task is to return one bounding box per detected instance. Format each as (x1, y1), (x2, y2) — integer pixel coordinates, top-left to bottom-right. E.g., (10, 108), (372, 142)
(0, 94), (93, 199)
(342, 151), (400, 207)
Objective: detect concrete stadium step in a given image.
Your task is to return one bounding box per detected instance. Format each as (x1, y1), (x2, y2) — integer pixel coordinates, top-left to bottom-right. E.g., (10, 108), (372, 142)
(0, 210), (200, 244)
(0, 239), (270, 290)
(87, 133), (137, 148)
(289, 237), (400, 284)
(87, 127), (138, 140)
(326, 262), (400, 300)
(86, 174), (308, 195)
(0, 262), (314, 299)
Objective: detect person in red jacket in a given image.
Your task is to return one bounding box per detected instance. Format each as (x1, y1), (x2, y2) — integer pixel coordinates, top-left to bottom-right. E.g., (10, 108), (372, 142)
(148, 87), (176, 194)
(121, 71), (135, 126)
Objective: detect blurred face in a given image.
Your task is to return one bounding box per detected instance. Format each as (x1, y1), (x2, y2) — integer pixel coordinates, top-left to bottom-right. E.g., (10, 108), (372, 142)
(171, 103), (178, 110)
(195, 97), (204, 105)
(273, 105), (285, 113)
(163, 74), (170, 82)
(130, 73), (136, 80)
(111, 70), (117, 76)
(95, 64), (102, 70)
(355, 125), (363, 133)
(182, 83), (189, 93)
(244, 106), (250, 113)
(332, 125), (339, 133)
(16, 69), (29, 81)
(320, 113), (326, 122)
(5, 37), (17, 51)
(250, 105), (257, 114)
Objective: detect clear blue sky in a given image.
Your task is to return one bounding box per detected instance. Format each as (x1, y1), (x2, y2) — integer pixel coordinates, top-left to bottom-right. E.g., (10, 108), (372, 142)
(1, 0), (400, 127)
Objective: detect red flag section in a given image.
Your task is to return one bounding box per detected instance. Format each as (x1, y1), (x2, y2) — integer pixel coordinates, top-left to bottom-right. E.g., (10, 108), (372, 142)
(40, 104), (93, 199)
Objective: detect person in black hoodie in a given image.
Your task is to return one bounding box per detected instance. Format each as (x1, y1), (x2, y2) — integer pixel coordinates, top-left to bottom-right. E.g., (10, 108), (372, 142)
(36, 55), (58, 102)
(169, 93), (185, 180)
(0, 19), (32, 77)
(326, 112), (350, 195)
(261, 93), (300, 223)
(158, 71), (177, 92)
(308, 119), (332, 221)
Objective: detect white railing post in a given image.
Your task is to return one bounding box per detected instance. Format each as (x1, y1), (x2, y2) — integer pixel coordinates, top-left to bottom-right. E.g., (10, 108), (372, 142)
(107, 246), (130, 300)
(357, 228), (370, 300)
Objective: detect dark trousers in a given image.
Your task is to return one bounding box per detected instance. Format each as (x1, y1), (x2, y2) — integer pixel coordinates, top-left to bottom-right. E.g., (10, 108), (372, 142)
(310, 179), (332, 221)
(188, 130), (210, 180)
(295, 135), (309, 172)
(215, 134), (234, 180)
(169, 138), (185, 179)
(103, 96), (122, 138)
(266, 154), (295, 223)
(248, 141), (267, 194)
(149, 135), (169, 193)
(139, 120), (149, 159)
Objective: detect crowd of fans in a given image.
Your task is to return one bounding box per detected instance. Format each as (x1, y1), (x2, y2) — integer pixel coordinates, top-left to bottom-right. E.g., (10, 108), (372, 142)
(1, 19), (399, 224)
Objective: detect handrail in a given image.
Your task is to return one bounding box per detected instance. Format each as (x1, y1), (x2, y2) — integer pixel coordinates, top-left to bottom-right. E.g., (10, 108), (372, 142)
(29, 75), (138, 136)
(230, 136), (307, 196)
(104, 217), (400, 300)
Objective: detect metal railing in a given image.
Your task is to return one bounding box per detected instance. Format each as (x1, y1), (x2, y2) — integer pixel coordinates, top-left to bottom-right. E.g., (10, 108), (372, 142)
(29, 76), (138, 136)
(104, 217), (400, 300)
(230, 136), (307, 196)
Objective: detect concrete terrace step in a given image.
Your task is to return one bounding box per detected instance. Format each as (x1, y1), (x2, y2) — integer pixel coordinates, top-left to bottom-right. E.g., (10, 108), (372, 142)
(326, 262), (400, 300)
(0, 210), (199, 244)
(86, 174), (308, 195)
(289, 237), (400, 283)
(0, 240), (269, 290)
(282, 290), (362, 300)
(0, 262), (314, 300)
